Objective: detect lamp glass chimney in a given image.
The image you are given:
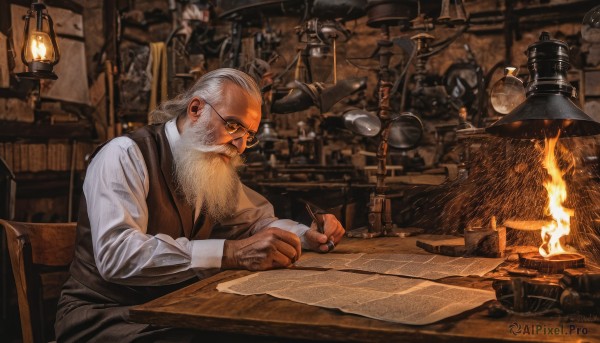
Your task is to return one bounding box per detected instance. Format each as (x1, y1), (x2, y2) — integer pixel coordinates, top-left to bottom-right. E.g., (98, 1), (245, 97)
(25, 30), (54, 63)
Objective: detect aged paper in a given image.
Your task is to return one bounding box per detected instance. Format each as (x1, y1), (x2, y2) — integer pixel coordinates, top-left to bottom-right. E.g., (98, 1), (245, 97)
(218, 269), (495, 325)
(294, 253), (504, 279)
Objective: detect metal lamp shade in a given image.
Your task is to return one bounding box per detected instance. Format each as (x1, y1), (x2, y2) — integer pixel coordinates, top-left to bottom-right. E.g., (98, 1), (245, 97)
(486, 94), (600, 139)
(486, 32), (600, 139)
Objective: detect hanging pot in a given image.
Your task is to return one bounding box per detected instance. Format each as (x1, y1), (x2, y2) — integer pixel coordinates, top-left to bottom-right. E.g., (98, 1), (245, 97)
(312, 0), (367, 21)
(366, 0), (417, 28)
(219, 0), (299, 20)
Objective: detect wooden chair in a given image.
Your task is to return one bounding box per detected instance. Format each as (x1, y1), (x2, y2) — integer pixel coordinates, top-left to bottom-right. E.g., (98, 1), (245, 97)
(0, 220), (76, 343)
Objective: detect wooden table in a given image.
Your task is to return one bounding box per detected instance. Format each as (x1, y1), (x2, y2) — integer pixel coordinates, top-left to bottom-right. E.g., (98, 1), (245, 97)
(129, 236), (600, 342)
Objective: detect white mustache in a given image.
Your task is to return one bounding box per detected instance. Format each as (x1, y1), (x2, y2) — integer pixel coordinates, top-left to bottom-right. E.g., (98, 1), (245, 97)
(192, 144), (239, 158)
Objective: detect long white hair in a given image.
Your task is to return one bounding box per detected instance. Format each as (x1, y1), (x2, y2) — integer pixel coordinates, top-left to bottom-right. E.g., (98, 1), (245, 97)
(149, 68), (261, 124)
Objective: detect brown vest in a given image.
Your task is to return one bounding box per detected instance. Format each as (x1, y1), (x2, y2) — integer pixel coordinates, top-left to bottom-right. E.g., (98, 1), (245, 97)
(68, 123), (215, 305)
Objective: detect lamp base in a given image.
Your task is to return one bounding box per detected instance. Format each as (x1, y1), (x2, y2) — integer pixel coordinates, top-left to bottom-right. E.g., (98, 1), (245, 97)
(16, 70), (58, 80)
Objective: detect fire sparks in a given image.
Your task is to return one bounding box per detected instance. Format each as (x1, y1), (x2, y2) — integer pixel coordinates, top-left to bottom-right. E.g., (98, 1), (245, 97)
(539, 133), (574, 257)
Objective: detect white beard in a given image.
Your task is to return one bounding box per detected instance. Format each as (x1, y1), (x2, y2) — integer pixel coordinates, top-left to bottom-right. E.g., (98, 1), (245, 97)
(173, 114), (243, 221)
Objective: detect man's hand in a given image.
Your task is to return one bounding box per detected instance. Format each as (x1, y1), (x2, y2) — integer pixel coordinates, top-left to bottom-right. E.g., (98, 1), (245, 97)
(304, 214), (345, 253)
(222, 227), (302, 271)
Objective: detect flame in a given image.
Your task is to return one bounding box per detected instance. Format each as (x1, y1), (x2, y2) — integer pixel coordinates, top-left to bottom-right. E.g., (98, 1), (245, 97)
(539, 133), (574, 257)
(30, 36), (47, 61)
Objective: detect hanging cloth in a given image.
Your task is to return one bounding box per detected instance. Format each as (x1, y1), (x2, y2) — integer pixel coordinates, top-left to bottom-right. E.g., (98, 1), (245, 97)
(148, 42), (168, 119)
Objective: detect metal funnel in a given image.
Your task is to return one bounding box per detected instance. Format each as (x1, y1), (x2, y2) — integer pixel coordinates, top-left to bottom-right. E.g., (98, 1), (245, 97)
(486, 32), (600, 139)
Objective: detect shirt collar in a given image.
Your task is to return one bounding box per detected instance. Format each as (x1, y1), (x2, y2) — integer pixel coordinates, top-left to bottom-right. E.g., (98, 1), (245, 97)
(165, 117), (180, 156)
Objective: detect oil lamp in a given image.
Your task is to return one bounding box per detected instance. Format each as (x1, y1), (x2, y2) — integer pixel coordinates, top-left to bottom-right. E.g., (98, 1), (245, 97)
(16, 0), (60, 80)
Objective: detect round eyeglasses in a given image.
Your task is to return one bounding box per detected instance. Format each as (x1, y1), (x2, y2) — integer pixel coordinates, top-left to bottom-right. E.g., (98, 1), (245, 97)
(204, 101), (260, 148)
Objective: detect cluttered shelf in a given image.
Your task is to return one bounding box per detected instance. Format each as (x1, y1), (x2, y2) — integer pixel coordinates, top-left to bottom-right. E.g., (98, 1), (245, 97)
(0, 120), (95, 139)
(0, 138), (95, 200)
(0, 140), (96, 174)
(14, 171), (81, 198)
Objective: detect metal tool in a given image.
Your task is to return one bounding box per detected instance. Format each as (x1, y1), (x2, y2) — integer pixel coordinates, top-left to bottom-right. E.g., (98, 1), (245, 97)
(305, 204), (335, 253)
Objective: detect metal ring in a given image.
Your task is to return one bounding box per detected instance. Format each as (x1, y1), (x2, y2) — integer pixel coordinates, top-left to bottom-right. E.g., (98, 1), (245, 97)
(326, 240), (335, 252)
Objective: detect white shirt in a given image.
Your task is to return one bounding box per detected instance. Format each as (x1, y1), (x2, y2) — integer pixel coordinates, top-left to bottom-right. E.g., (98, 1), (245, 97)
(84, 118), (310, 286)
